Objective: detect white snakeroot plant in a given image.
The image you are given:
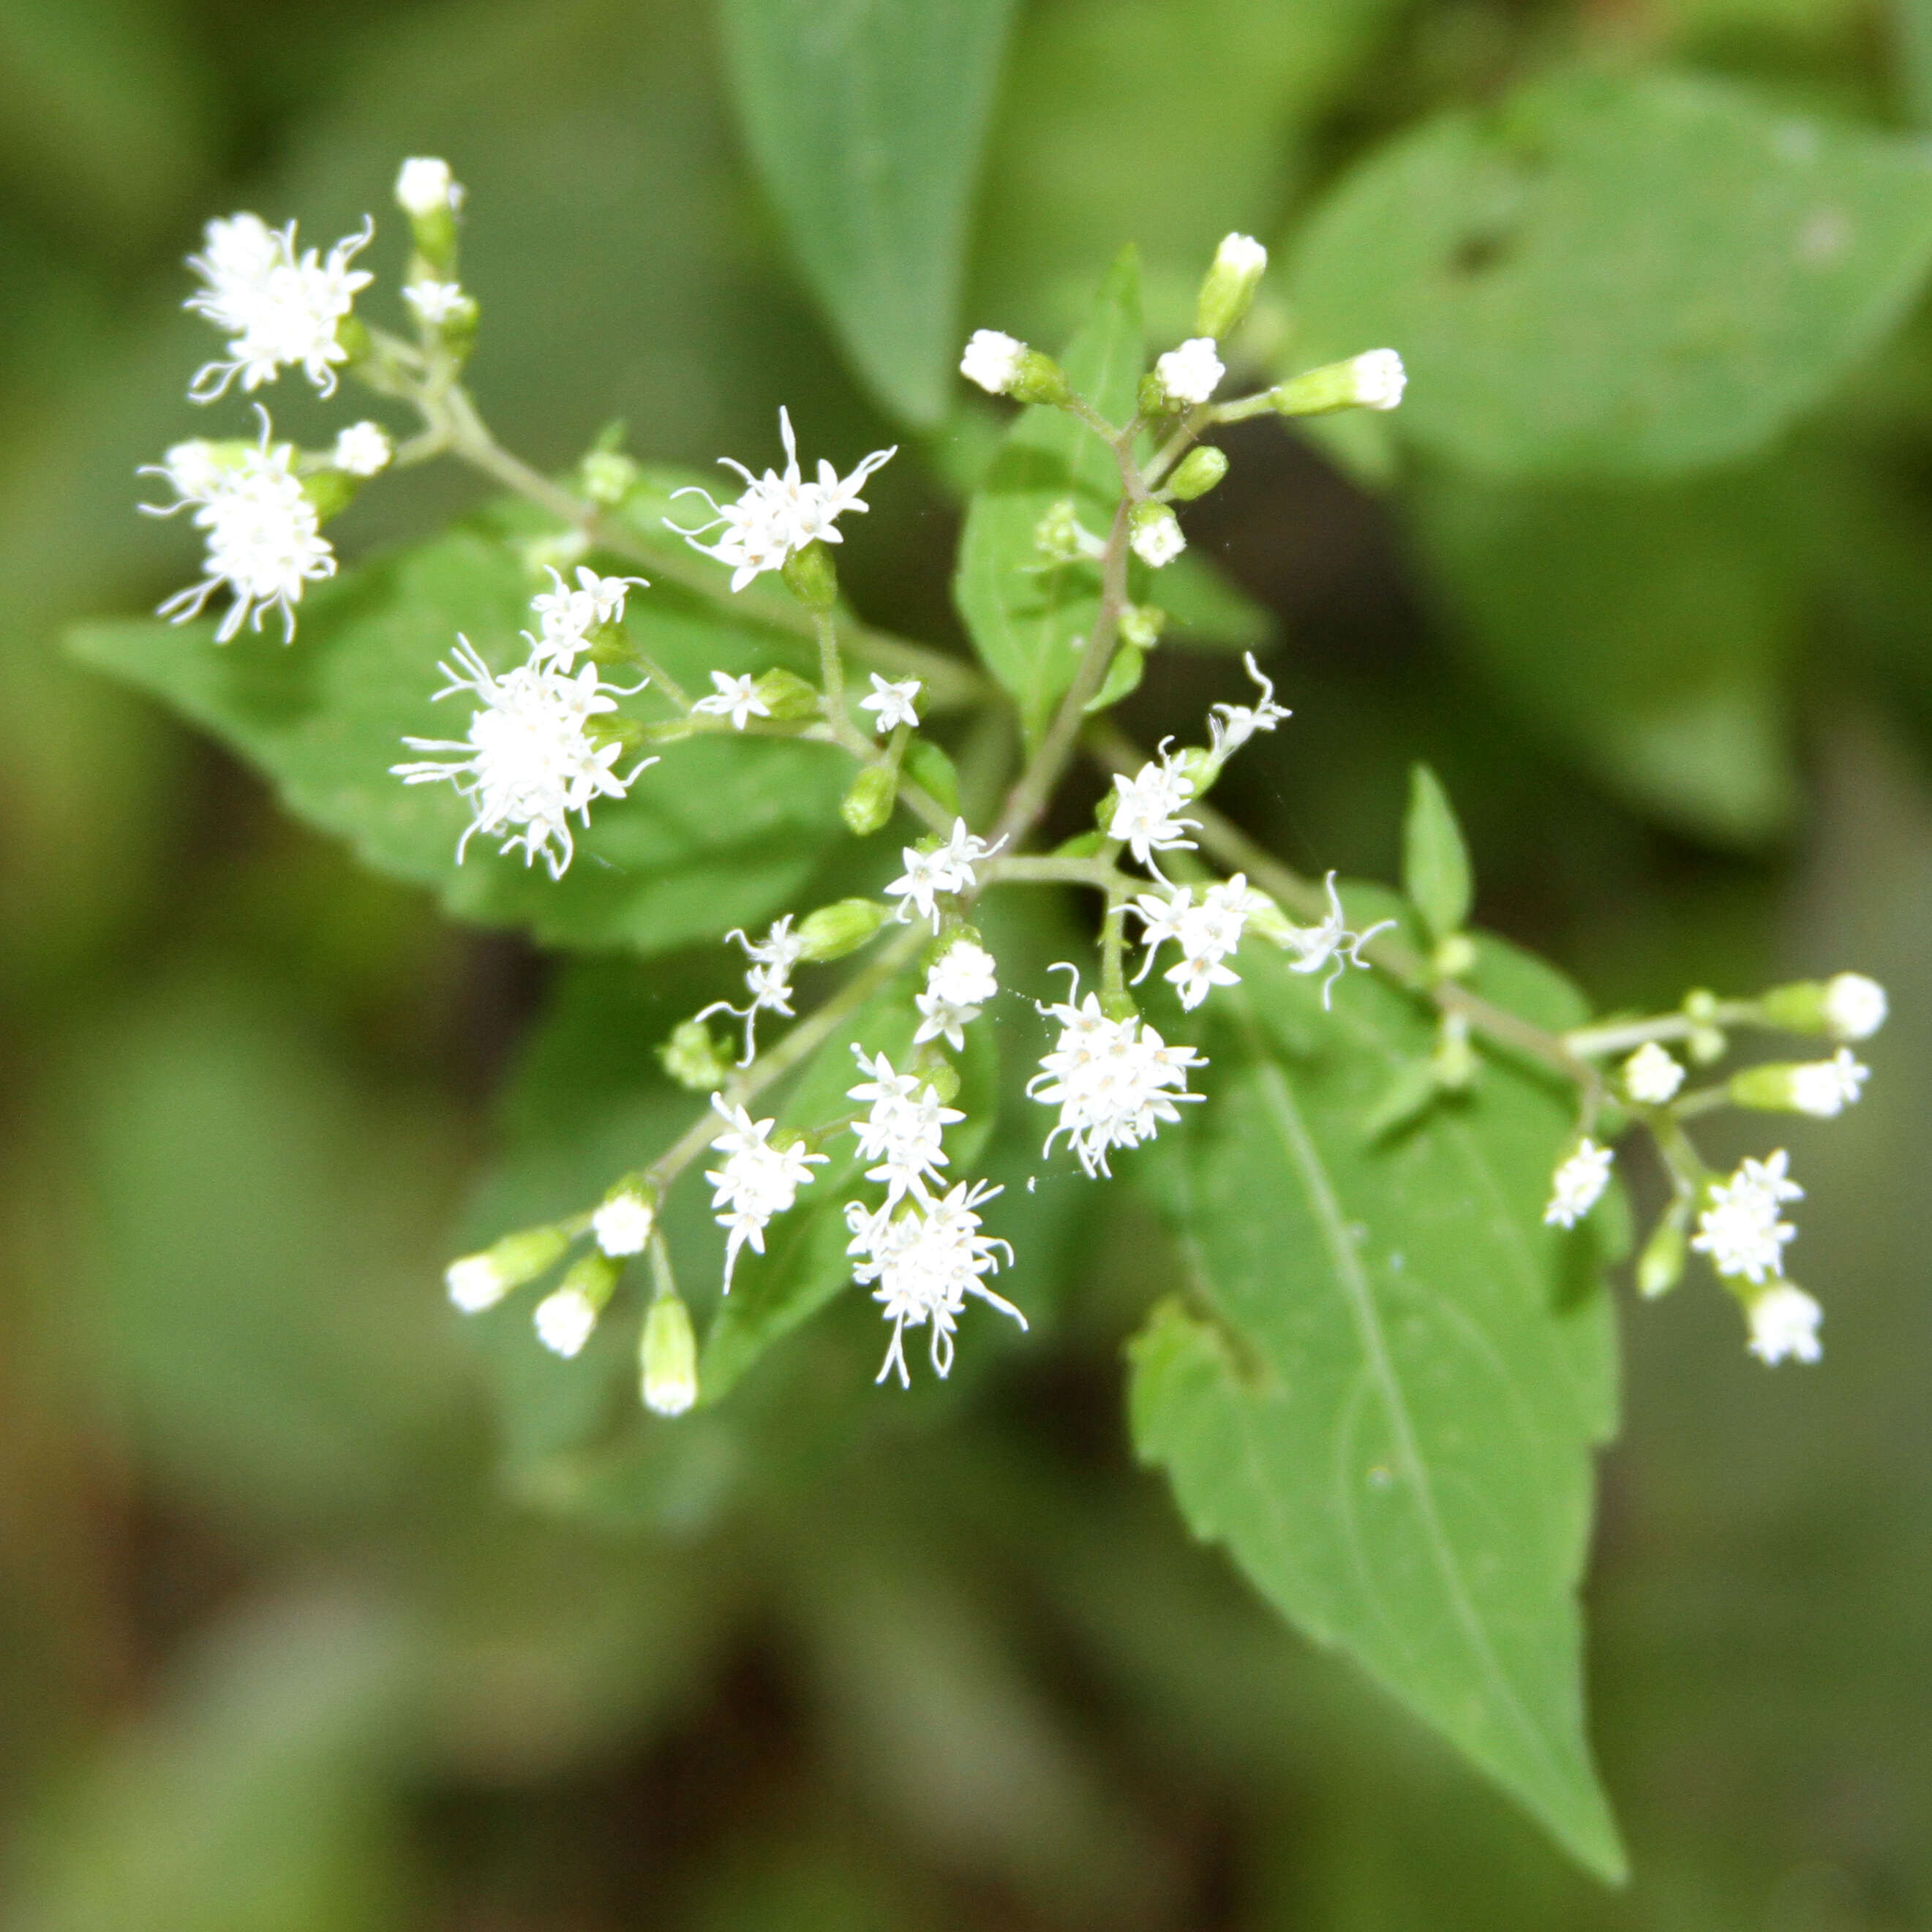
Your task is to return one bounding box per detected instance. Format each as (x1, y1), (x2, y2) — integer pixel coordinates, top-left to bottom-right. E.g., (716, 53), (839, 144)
(135, 185), (1891, 1424)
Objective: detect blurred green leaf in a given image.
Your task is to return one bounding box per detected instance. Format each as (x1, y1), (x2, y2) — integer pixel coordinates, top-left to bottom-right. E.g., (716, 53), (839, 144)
(69, 509), (850, 956)
(1290, 68), (1932, 480)
(955, 249), (1143, 741)
(720, 0), (1020, 426)
(1411, 467), (1803, 845)
(1157, 544), (1277, 653)
(1402, 762), (1475, 941)
(1129, 904), (1624, 1879)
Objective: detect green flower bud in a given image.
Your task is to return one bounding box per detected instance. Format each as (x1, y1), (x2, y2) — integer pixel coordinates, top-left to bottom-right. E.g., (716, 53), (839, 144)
(781, 540), (838, 610)
(1433, 933), (1478, 979)
(1010, 349), (1072, 407)
(921, 1058), (962, 1102)
(1138, 371), (1171, 417)
(1429, 1010), (1476, 1090)
(1729, 1050), (1869, 1119)
(580, 449), (639, 506)
(395, 159), (464, 272)
(1195, 233), (1268, 341)
(534, 1250), (621, 1359)
(796, 897), (888, 962)
(1166, 445), (1229, 502)
(1636, 1214), (1686, 1299)
(752, 667), (820, 720)
(1271, 349), (1407, 418)
(641, 1296), (699, 1416)
(1759, 973), (1888, 1042)
(300, 468), (359, 525)
(1117, 604), (1166, 650)
(658, 1019), (731, 1092)
(445, 1225), (571, 1313)
(842, 764), (898, 836)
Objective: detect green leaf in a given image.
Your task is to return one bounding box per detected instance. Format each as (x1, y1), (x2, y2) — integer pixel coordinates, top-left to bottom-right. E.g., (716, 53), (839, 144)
(1129, 905), (1624, 1879)
(1289, 67), (1932, 480)
(719, 0), (1019, 426)
(69, 511), (850, 955)
(955, 250), (1143, 741)
(1402, 763), (1473, 941)
(1156, 548), (1277, 653)
(1410, 466), (1802, 845)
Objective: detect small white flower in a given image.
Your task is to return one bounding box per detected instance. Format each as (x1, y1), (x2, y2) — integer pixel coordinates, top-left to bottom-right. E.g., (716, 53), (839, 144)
(592, 1190), (654, 1258)
(1154, 337), (1225, 407)
(404, 278), (469, 325)
(534, 1286), (599, 1358)
(858, 674), (921, 734)
(666, 407), (896, 593)
(960, 328), (1027, 395)
(1109, 749), (1199, 876)
(1275, 871), (1394, 1009)
(145, 410), (335, 643)
(847, 1179), (1023, 1387)
(186, 211), (373, 400)
(1129, 504), (1186, 568)
(1623, 1042), (1685, 1105)
(704, 1097), (824, 1288)
(391, 639), (648, 879)
(445, 1255), (507, 1313)
(1029, 967), (1206, 1178)
(1746, 1282), (1823, 1366)
(694, 916), (809, 1064)
(848, 1047), (963, 1207)
(1207, 652), (1291, 758)
(885, 818), (1001, 931)
(527, 566), (645, 670)
(1823, 972), (1887, 1041)
(1693, 1150), (1803, 1285)
(331, 421), (392, 477)
(1213, 232), (1268, 279)
(1788, 1048), (1868, 1118)
(692, 671), (771, 730)
(1130, 876), (1252, 1011)
(395, 156), (464, 219)
(1350, 349), (1407, 411)
(1544, 1139), (1613, 1228)
(914, 939), (999, 1051)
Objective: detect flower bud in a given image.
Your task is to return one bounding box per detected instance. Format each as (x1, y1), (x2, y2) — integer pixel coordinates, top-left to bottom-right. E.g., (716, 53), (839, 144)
(658, 1018), (730, 1092)
(842, 763), (898, 835)
(1117, 604), (1166, 650)
(331, 421), (392, 478)
(641, 1296), (699, 1415)
(1636, 1214), (1686, 1299)
(796, 897), (888, 962)
(300, 468), (360, 525)
(1129, 501), (1184, 568)
(960, 328), (1026, 395)
(535, 1250), (620, 1358)
(1196, 233), (1268, 341)
(1167, 445), (1229, 502)
(1170, 745), (1217, 796)
(1010, 348), (1072, 407)
(920, 1058), (962, 1102)
(1153, 338), (1225, 409)
(1729, 1050), (1868, 1119)
(752, 667), (821, 720)
(395, 157), (463, 274)
(445, 1225), (570, 1314)
(592, 1181), (655, 1257)
(782, 539), (838, 609)
(1759, 973), (1888, 1042)
(580, 449), (639, 506)
(1271, 349), (1407, 418)
(1429, 1010), (1476, 1090)
(1433, 933), (1478, 980)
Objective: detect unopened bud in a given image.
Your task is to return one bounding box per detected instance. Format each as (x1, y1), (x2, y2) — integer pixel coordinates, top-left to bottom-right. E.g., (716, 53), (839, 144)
(535, 1250), (620, 1358)
(445, 1225), (570, 1314)
(659, 1018), (730, 1092)
(1118, 604), (1166, 650)
(592, 1182), (655, 1257)
(752, 667), (820, 720)
(1196, 232), (1269, 340)
(960, 328), (1027, 395)
(1010, 348), (1072, 407)
(301, 468), (360, 525)
(580, 448), (639, 506)
(641, 1296), (699, 1416)
(921, 1059), (962, 1102)
(1433, 933), (1478, 979)
(1129, 500), (1184, 568)
(331, 421), (391, 478)
(1430, 1010), (1476, 1090)
(1730, 1050), (1868, 1119)
(1271, 349), (1407, 418)
(395, 158), (463, 274)
(1170, 745), (1217, 797)
(1167, 445), (1229, 501)
(843, 764), (898, 835)
(1760, 972), (1888, 1042)
(797, 897), (887, 962)
(1636, 1214), (1686, 1299)
(1688, 1026), (1726, 1066)
(782, 540), (838, 609)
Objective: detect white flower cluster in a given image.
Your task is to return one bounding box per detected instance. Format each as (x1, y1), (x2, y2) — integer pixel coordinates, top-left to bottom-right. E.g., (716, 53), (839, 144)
(1544, 1139), (1614, 1229)
(1154, 337), (1225, 407)
(706, 1097), (826, 1288)
(1693, 1150), (1802, 1285)
(1747, 1282), (1823, 1366)
(667, 407), (896, 592)
(185, 211), (374, 400)
(1623, 1042), (1685, 1105)
(914, 941), (999, 1051)
(1130, 876), (1254, 1011)
(529, 565), (644, 669)
(886, 819), (1003, 931)
(1029, 971), (1205, 1178)
(1109, 747), (1200, 876)
(695, 917), (809, 1065)
(842, 1048), (1023, 1384)
(144, 423), (337, 643)
(960, 328), (1027, 395)
(391, 636), (647, 879)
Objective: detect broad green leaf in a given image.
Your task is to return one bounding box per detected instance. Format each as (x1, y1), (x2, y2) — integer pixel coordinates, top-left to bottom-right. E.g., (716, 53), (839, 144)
(955, 250), (1143, 741)
(1402, 763), (1473, 941)
(69, 511), (850, 956)
(719, 0), (1019, 426)
(1157, 548), (1277, 654)
(1129, 903), (1624, 1879)
(1289, 67), (1932, 480)
(1410, 466), (1802, 845)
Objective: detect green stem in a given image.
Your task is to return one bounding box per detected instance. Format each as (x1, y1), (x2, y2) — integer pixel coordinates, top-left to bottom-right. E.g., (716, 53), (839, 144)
(1210, 388), (1279, 426)
(1564, 1008), (1756, 1057)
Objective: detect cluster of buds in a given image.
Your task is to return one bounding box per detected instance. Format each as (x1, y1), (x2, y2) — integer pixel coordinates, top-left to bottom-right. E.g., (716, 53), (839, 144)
(1544, 972), (1888, 1367)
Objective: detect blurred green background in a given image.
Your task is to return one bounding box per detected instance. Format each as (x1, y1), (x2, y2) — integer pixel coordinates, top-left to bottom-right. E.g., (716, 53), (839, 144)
(2, 0), (1930, 1924)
